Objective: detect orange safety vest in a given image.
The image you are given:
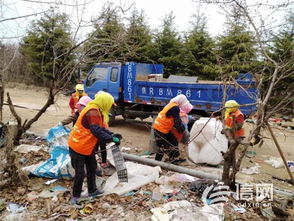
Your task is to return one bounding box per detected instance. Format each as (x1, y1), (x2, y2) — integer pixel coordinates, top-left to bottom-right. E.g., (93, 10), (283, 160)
(68, 105), (103, 155)
(225, 109), (245, 138)
(71, 93), (80, 107)
(171, 112), (188, 141)
(70, 92), (88, 112)
(153, 102), (178, 134)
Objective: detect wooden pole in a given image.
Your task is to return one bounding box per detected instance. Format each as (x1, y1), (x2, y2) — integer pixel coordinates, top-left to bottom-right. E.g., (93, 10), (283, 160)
(266, 122), (294, 185)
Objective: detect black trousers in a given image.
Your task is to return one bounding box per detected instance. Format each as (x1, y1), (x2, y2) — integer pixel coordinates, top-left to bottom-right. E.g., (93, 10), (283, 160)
(69, 147), (97, 197)
(94, 141), (107, 164)
(99, 141), (107, 163)
(154, 129), (179, 161)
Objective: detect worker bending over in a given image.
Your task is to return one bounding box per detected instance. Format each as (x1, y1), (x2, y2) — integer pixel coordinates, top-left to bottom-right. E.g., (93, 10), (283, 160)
(153, 94), (193, 164)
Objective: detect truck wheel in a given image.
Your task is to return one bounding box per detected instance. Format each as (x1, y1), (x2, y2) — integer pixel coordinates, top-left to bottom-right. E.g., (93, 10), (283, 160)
(108, 107), (116, 126)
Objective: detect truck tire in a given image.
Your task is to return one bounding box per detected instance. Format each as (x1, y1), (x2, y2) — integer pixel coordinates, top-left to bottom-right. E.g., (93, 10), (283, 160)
(108, 107), (116, 126)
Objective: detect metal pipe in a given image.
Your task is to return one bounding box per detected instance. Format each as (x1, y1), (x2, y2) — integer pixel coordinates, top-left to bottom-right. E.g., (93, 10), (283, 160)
(122, 153), (221, 180)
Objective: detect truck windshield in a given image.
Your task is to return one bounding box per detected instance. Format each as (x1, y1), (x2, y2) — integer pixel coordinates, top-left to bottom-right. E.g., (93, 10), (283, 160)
(86, 67), (108, 86)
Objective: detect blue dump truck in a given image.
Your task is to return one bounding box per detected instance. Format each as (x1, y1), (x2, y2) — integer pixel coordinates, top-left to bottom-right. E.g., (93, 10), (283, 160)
(84, 62), (258, 124)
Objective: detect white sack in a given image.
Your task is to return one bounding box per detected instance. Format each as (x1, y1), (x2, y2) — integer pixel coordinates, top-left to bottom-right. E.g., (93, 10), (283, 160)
(188, 118), (228, 165)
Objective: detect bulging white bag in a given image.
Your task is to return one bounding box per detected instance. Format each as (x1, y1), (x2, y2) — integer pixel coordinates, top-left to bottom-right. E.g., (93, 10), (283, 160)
(188, 118), (228, 165)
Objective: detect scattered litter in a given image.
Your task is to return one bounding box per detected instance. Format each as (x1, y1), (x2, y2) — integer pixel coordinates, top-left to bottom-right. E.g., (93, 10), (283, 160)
(245, 150), (256, 157)
(14, 144), (43, 153)
(101, 203), (111, 210)
(121, 146), (131, 152)
(189, 179), (216, 195)
(80, 204), (93, 215)
(22, 126), (75, 179)
(156, 173), (196, 186)
(269, 118), (282, 123)
(50, 185), (68, 193)
(188, 118), (228, 165)
(19, 157), (28, 165)
(38, 190), (60, 198)
(265, 157), (284, 168)
(260, 207), (276, 220)
(22, 162), (43, 175)
(103, 161), (160, 195)
(109, 143), (128, 182)
(151, 187), (162, 201)
(7, 203), (26, 214)
(245, 119), (255, 124)
(287, 161), (294, 172)
(141, 150), (152, 156)
(33, 146), (74, 179)
(241, 163), (260, 175)
(27, 191), (38, 201)
(151, 200), (224, 221)
(151, 200), (192, 221)
(5, 203), (27, 221)
(232, 204), (246, 213)
(46, 125), (70, 146)
(123, 191), (136, 197)
(154, 173), (195, 196)
(139, 190), (152, 195)
(45, 179), (58, 185)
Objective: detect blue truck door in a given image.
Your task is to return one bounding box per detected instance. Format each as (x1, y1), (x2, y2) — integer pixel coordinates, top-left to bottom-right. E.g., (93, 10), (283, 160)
(84, 66), (110, 99)
(107, 67), (120, 101)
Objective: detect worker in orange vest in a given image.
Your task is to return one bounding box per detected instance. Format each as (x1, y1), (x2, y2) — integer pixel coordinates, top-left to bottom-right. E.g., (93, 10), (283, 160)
(61, 95), (92, 126)
(222, 100), (245, 145)
(153, 94), (193, 163)
(68, 92), (121, 204)
(69, 84), (87, 114)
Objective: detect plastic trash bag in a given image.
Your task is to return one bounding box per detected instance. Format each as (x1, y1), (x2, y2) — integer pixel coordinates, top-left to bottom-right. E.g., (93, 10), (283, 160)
(188, 118), (228, 165)
(25, 125), (74, 179)
(47, 125), (70, 148)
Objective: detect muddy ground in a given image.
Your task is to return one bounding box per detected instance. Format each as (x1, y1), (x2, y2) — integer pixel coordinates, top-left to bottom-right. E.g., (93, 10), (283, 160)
(1, 83), (294, 220)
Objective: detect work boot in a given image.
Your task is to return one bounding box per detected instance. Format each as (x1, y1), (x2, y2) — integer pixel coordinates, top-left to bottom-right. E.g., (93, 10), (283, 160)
(170, 158), (186, 165)
(70, 196), (80, 205)
(155, 153), (164, 161)
(89, 189), (104, 198)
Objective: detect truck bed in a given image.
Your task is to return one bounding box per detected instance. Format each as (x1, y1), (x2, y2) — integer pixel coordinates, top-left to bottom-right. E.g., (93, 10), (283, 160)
(124, 71), (257, 115)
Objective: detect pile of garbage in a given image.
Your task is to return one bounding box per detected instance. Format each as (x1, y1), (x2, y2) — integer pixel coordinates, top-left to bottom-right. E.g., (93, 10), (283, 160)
(0, 126), (293, 220)
(246, 116), (294, 130)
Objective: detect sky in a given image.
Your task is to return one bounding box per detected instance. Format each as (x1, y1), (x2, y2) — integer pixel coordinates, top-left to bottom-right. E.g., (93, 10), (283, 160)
(0, 0), (290, 42)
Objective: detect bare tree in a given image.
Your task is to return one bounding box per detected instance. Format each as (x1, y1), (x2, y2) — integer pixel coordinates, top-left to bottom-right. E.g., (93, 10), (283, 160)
(197, 0), (294, 187)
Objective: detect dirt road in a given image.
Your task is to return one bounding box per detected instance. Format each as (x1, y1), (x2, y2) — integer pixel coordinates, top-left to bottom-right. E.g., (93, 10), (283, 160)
(3, 83), (294, 189)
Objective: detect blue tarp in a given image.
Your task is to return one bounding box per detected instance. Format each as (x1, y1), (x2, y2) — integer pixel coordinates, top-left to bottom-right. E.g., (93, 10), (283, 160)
(31, 125), (74, 179)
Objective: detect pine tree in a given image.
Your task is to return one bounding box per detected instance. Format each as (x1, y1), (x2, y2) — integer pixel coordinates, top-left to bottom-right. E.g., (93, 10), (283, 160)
(124, 8), (156, 63)
(84, 4), (125, 67)
(181, 13), (217, 80)
(216, 7), (257, 77)
(267, 12), (294, 106)
(21, 11), (74, 86)
(153, 13), (183, 77)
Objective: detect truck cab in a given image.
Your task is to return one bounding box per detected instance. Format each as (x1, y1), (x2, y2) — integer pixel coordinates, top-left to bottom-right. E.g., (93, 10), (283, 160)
(84, 62), (122, 101)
